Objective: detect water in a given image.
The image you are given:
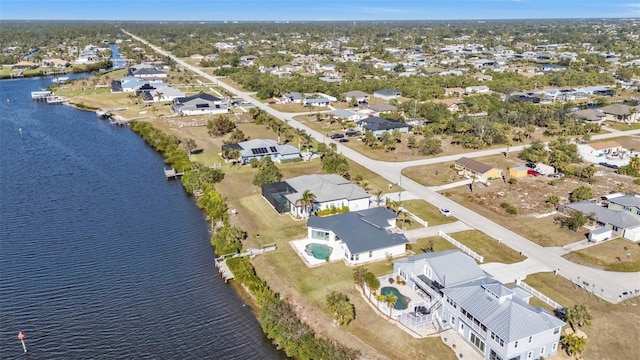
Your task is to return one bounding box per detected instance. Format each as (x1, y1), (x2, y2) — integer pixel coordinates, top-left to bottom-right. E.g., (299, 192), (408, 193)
(380, 287), (410, 310)
(0, 77), (284, 359)
(109, 44), (127, 69)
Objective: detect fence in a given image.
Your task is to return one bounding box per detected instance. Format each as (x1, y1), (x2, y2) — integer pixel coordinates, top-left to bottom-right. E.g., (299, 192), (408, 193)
(438, 231), (484, 263)
(516, 280), (563, 310)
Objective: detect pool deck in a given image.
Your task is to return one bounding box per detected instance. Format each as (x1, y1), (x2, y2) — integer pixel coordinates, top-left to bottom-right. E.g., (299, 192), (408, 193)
(290, 238), (345, 267)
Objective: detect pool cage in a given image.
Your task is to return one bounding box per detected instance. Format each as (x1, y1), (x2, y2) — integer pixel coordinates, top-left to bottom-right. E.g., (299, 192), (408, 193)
(261, 181), (296, 214)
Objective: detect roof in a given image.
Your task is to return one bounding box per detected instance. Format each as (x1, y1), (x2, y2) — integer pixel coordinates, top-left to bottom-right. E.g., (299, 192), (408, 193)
(285, 174), (369, 204)
(566, 201), (640, 229)
(175, 93), (221, 104)
(608, 195), (640, 208)
(356, 116), (409, 132)
(373, 88), (402, 96)
(342, 90), (369, 97)
(395, 250), (487, 287)
(599, 104), (632, 116)
(455, 157), (495, 174)
(571, 109), (605, 122)
(233, 139), (300, 158)
(307, 208), (408, 254)
(443, 280), (564, 342)
(368, 104), (397, 112)
(329, 109), (358, 119)
(587, 140), (622, 151)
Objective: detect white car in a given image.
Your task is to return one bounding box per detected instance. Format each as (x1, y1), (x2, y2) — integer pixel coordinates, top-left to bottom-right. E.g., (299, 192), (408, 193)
(439, 208), (452, 217)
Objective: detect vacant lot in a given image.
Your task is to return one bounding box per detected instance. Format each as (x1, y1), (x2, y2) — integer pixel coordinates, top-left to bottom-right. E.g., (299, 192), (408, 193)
(401, 199), (458, 226)
(524, 272), (640, 360)
(416, 230), (525, 264)
(564, 238), (640, 272)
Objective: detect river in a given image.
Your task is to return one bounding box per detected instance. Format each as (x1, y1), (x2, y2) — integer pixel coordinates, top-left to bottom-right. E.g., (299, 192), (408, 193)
(0, 76), (284, 359)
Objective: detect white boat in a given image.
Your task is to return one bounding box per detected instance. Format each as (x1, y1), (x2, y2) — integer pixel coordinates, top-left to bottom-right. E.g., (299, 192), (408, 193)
(52, 76), (69, 84)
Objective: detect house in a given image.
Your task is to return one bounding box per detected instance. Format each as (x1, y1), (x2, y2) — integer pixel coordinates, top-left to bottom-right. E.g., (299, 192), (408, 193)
(329, 109), (363, 122)
(222, 138), (301, 165)
(282, 92), (303, 103)
(356, 116), (411, 137)
(367, 103), (397, 116)
(373, 88), (402, 100)
(172, 93), (228, 115)
(12, 61), (38, 70)
(571, 109), (606, 124)
(509, 166), (529, 178)
(454, 157), (503, 182)
(566, 200), (640, 241)
(303, 97), (331, 107)
(444, 87), (466, 97)
(607, 195), (640, 220)
(585, 141), (623, 156)
(342, 90), (370, 103)
(599, 104), (638, 123)
(42, 58), (69, 68)
(263, 174), (370, 217)
(139, 85), (185, 102)
(306, 208), (408, 265)
(394, 251), (565, 360)
(465, 85), (491, 94)
(432, 98), (464, 112)
(128, 66), (168, 80)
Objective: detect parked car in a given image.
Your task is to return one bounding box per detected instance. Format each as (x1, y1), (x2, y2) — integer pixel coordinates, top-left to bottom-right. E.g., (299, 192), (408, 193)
(345, 129), (361, 137)
(338, 138), (349, 143)
(439, 208), (452, 217)
(330, 133), (344, 139)
(527, 169), (541, 176)
(525, 162), (536, 169)
(598, 162), (619, 169)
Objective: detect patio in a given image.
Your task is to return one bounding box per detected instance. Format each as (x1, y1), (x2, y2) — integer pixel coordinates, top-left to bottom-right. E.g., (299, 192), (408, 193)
(290, 238), (345, 267)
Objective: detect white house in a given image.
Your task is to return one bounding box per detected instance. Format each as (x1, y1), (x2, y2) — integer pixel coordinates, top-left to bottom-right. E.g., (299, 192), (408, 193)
(306, 208), (408, 265)
(373, 88), (402, 100)
(171, 93), (228, 116)
(223, 138), (301, 165)
(394, 251), (565, 360)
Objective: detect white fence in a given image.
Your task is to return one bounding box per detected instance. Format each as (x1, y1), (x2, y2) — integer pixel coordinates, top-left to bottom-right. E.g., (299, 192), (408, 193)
(438, 231), (484, 263)
(516, 280), (563, 310)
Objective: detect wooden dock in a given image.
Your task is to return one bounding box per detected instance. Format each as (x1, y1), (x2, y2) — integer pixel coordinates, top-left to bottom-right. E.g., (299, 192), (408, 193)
(214, 244), (278, 283)
(164, 167), (185, 179)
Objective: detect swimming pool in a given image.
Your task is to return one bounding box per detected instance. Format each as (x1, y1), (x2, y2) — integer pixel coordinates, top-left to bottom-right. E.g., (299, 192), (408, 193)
(305, 243), (333, 260)
(380, 286), (410, 310)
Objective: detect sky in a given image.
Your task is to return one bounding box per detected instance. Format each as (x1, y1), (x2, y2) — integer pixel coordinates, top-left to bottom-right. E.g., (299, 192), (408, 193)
(0, 0), (639, 21)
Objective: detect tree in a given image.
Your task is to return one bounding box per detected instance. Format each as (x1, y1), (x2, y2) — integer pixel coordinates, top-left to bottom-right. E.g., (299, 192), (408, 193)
(185, 138), (197, 155)
(252, 157), (282, 186)
(554, 209), (588, 232)
(580, 164), (595, 180)
(384, 293), (398, 318)
(385, 198), (402, 215)
(226, 128), (247, 144)
(207, 115), (236, 137)
(322, 153), (350, 178)
(565, 304), (593, 332)
(569, 186), (594, 202)
(418, 137), (442, 156)
(326, 291), (355, 326)
(561, 333), (588, 358)
(295, 190), (316, 218)
(519, 140), (548, 163)
(397, 211), (412, 230)
(363, 271), (380, 293)
(547, 194), (560, 207)
(353, 266), (367, 290)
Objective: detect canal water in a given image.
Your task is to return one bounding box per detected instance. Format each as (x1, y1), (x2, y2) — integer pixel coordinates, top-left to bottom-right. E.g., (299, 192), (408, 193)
(0, 77), (284, 359)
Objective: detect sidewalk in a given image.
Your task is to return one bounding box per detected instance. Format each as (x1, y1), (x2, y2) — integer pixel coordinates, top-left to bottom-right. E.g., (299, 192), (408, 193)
(480, 258), (553, 284)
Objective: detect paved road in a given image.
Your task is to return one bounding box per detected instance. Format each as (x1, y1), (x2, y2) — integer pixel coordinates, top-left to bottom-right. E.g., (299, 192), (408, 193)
(125, 30), (640, 304)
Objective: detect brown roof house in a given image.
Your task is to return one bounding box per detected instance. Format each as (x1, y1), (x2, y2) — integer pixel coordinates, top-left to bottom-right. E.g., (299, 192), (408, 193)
(454, 157), (503, 182)
(433, 98), (464, 112)
(599, 104), (639, 123)
(12, 61), (38, 70)
(586, 141), (623, 155)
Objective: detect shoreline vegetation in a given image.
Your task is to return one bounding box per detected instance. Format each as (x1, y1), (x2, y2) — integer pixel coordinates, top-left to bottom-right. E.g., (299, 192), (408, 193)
(129, 120), (361, 359)
(0, 60), (113, 80)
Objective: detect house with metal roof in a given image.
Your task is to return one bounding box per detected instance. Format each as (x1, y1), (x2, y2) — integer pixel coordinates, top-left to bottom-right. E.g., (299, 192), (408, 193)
(356, 116), (411, 137)
(373, 88), (402, 100)
(172, 93), (229, 116)
(329, 109), (363, 122)
(454, 157), (503, 182)
(342, 90), (370, 103)
(222, 138), (301, 165)
(566, 200), (640, 241)
(306, 208), (408, 265)
(607, 195), (640, 220)
(393, 251), (564, 360)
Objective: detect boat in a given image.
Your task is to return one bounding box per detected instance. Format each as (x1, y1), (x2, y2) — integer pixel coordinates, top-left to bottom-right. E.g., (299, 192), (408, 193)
(52, 76), (69, 84)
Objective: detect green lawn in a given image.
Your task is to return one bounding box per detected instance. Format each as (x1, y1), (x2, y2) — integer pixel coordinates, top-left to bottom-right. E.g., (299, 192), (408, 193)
(414, 230), (524, 264)
(401, 199), (458, 226)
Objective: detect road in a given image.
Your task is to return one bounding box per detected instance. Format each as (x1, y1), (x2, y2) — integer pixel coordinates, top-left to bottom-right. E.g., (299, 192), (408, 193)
(124, 30), (640, 304)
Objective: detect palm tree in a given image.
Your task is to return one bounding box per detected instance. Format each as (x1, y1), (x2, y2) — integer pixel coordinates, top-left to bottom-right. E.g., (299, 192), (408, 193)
(295, 190), (316, 218)
(562, 333), (588, 358)
(353, 266), (368, 290)
(397, 211), (412, 230)
(565, 304), (593, 332)
(374, 190), (384, 207)
(386, 198), (402, 215)
(384, 293), (398, 318)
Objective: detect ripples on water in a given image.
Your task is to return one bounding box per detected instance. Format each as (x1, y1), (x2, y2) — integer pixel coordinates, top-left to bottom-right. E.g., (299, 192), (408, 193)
(0, 77), (284, 359)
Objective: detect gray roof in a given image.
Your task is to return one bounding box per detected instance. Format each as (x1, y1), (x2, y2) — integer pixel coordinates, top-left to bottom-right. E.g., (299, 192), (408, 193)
(608, 195), (640, 208)
(571, 109), (605, 122)
(234, 139), (301, 158)
(285, 174), (369, 204)
(395, 250), (487, 287)
(368, 103), (397, 112)
(444, 280), (564, 342)
(306, 208), (408, 254)
(330, 109), (358, 119)
(342, 90), (369, 97)
(374, 88), (402, 96)
(356, 116), (409, 132)
(566, 201), (640, 229)
(599, 104), (632, 116)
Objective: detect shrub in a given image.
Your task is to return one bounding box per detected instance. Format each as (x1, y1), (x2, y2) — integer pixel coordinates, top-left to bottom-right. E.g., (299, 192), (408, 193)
(500, 201), (518, 215)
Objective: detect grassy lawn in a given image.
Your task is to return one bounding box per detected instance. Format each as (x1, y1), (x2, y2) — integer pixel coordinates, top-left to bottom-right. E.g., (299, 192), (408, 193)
(563, 238), (640, 272)
(403, 162), (466, 187)
(412, 237), (458, 254)
(604, 121), (640, 131)
(271, 103), (314, 113)
(401, 199), (458, 226)
(446, 230), (524, 264)
(524, 272), (640, 360)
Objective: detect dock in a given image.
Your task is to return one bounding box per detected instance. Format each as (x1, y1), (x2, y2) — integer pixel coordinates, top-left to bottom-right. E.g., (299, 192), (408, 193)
(31, 91), (52, 100)
(164, 167), (185, 179)
(214, 244), (278, 283)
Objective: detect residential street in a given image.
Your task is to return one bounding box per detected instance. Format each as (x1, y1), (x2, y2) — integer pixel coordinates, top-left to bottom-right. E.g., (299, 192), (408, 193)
(125, 30), (640, 304)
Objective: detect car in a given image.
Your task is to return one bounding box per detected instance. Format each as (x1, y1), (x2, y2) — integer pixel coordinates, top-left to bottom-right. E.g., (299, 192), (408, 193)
(527, 169), (541, 177)
(345, 129), (361, 137)
(338, 138), (349, 143)
(439, 208), (452, 217)
(330, 133), (344, 139)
